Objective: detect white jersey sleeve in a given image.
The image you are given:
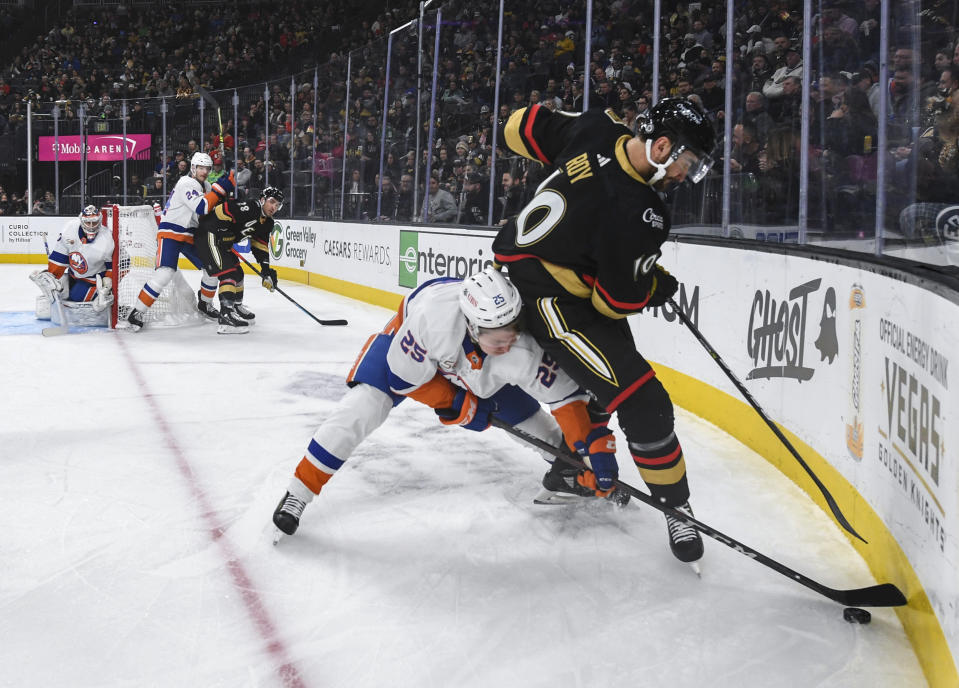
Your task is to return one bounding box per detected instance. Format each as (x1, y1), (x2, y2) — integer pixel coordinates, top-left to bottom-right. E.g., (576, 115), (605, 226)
(385, 280), (467, 394)
(158, 176), (214, 240)
(385, 279), (586, 408)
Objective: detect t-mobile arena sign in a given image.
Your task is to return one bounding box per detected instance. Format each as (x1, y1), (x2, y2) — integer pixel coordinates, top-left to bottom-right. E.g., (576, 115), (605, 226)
(38, 134), (152, 161)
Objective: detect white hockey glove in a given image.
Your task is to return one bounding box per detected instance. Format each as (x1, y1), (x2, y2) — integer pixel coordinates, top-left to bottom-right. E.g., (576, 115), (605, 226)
(93, 275), (115, 313)
(30, 270), (63, 298)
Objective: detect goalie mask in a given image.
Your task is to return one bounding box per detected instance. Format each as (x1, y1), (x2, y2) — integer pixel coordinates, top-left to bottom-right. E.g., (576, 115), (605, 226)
(459, 267), (523, 342)
(638, 97), (716, 186)
(80, 204), (100, 238)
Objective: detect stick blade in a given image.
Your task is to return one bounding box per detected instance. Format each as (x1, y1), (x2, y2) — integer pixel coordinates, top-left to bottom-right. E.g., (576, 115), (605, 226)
(41, 325), (69, 337)
(320, 319), (348, 326)
(833, 583), (907, 608)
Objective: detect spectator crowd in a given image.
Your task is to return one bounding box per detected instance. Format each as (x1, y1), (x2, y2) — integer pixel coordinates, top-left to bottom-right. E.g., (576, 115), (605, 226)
(0, 0), (956, 241)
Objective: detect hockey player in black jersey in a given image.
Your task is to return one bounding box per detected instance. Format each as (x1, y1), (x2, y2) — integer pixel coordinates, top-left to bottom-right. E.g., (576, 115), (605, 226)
(195, 186), (284, 334)
(492, 98), (716, 564)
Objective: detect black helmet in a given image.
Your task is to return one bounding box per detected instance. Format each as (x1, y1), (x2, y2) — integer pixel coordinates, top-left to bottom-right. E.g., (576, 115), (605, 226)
(639, 97), (716, 183)
(260, 186), (285, 206)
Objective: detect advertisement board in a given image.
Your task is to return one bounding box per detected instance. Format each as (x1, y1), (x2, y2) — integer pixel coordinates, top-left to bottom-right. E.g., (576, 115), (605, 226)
(37, 134), (152, 162)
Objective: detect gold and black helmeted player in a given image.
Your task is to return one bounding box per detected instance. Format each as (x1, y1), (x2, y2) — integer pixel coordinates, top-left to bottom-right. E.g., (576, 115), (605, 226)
(493, 97), (716, 563)
(195, 186), (284, 334)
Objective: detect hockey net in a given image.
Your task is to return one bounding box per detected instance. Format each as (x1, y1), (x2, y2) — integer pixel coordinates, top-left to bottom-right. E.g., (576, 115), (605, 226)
(107, 204), (200, 328)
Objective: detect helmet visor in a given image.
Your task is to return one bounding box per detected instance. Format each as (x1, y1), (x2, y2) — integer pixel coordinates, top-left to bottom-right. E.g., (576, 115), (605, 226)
(673, 145), (714, 184)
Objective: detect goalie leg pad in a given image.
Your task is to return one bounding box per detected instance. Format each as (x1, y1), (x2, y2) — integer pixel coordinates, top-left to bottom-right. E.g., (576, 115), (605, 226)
(35, 295), (52, 320)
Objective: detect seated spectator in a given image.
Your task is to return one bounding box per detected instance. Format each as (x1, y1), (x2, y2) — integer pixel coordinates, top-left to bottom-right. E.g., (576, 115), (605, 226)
(234, 159), (252, 199)
(763, 45), (803, 101)
(899, 101), (959, 241)
(32, 190), (56, 215)
(394, 174), (415, 222)
(426, 174), (457, 223)
(743, 91), (774, 144)
(730, 122), (762, 175)
(365, 173), (397, 221)
(146, 176), (166, 202)
(494, 170), (524, 224)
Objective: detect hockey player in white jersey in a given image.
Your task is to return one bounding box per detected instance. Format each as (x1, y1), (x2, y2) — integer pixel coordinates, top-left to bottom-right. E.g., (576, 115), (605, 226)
(273, 268), (625, 538)
(30, 204), (115, 323)
(126, 152), (236, 330)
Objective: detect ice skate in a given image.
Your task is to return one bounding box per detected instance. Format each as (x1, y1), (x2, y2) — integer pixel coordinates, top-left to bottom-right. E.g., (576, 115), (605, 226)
(217, 307), (250, 335)
(665, 502), (704, 572)
(272, 491), (308, 542)
(233, 303), (256, 324)
(534, 465), (630, 507)
(126, 308), (145, 331)
(197, 290), (220, 321)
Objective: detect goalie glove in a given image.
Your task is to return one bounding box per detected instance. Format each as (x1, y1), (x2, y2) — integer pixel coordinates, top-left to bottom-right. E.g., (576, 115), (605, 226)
(260, 264), (277, 291)
(644, 265), (679, 309)
(30, 270), (63, 297)
(212, 169), (236, 198)
(92, 275), (114, 313)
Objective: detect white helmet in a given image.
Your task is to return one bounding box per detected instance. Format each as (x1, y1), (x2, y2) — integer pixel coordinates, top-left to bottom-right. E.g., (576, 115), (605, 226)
(80, 204), (100, 235)
(191, 152), (213, 176)
(459, 267), (523, 339)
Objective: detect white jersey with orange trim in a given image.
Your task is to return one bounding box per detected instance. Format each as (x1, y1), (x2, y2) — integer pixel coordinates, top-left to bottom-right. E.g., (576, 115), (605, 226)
(387, 278), (586, 409)
(47, 221), (115, 284)
(157, 174), (215, 244)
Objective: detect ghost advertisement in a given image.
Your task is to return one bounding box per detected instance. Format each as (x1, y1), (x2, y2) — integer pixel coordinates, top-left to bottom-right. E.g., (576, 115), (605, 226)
(745, 278), (838, 382)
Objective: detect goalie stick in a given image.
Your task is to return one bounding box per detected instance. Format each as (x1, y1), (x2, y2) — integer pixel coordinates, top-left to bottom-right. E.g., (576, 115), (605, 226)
(42, 290), (70, 337)
(491, 418), (907, 608)
(664, 298), (865, 543)
(231, 249), (348, 327)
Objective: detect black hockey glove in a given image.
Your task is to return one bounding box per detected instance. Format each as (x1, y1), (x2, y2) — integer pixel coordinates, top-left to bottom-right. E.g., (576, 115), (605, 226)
(645, 265), (679, 309)
(260, 264), (277, 291)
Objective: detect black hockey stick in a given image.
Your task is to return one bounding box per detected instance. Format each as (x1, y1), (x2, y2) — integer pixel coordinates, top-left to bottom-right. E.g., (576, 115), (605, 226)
(232, 250), (348, 326)
(666, 298), (865, 544)
(491, 418), (906, 608)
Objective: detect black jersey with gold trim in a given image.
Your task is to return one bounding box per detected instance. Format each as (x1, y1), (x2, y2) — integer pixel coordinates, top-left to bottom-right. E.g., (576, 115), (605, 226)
(197, 197), (275, 264)
(493, 104), (671, 320)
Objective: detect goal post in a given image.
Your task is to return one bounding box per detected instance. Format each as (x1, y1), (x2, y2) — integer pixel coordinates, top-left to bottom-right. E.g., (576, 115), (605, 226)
(106, 204), (201, 328)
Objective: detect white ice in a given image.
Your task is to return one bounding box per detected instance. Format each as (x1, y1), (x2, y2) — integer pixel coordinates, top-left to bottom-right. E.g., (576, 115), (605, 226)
(0, 264), (924, 688)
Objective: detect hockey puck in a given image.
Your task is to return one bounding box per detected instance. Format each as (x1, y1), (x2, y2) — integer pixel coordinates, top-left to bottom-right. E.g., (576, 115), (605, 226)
(843, 607), (872, 624)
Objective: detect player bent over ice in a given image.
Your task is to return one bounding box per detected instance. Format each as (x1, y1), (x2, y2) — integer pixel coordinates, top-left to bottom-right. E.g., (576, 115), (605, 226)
(30, 204), (115, 326)
(126, 152), (236, 331)
(194, 186), (284, 334)
(273, 268), (626, 539)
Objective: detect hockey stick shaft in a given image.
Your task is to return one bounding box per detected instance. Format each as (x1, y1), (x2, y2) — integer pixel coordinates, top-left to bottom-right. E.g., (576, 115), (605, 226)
(491, 418), (905, 608)
(666, 298), (865, 543)
(231, 249), (348, 326)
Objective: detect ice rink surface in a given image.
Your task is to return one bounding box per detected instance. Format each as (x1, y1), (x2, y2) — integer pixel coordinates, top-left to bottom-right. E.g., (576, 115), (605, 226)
(0, 264), (924, 687)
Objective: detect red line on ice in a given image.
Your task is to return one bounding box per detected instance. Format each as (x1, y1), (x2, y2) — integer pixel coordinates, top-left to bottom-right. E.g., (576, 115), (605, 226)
(116, 335), (306, 688)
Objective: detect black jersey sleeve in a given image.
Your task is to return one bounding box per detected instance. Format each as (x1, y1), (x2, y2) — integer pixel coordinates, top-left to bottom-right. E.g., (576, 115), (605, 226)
(589, 195), (671, 318)
(503, 105), (580, 166)
(249, 218), (274, 265)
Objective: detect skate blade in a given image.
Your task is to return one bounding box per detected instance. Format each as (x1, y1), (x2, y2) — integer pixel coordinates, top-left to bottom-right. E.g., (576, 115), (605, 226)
(217, 326), (251, 335)
(272, 528), (285, 545)
(687, 561), (702, 577)
(532, 488), (590, 505)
